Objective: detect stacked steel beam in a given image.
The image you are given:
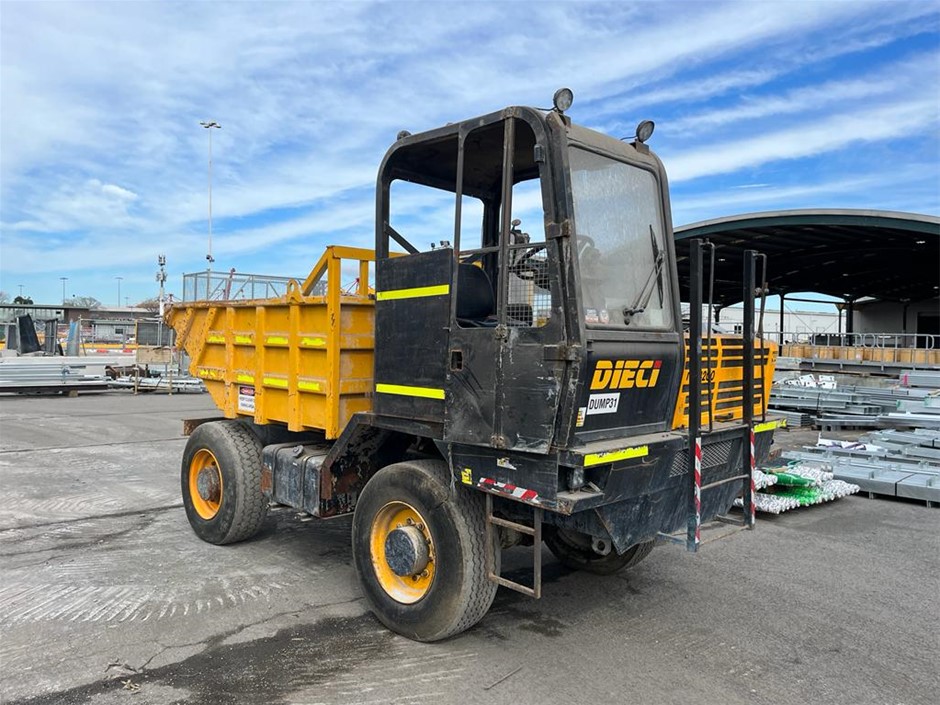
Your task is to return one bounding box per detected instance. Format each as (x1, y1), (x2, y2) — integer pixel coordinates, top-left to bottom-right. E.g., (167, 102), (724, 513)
(770, 370), (940, 430)
(0, 359), (111, 393)
(784, 429), (940, 506)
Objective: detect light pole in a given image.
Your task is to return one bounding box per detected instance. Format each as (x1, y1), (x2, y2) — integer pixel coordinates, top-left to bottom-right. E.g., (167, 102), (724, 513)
(60, 277), (68, 304)
(200, 120), (221, 299)
(18, 284), (24, 297)
(115, 276), (123, 307)
(156, 254), (168, 345)
(156, 254), (167, 316)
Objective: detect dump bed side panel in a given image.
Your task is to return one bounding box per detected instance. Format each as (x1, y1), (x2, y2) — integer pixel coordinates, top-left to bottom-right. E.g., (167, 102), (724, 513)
(167, 248), (377, 438)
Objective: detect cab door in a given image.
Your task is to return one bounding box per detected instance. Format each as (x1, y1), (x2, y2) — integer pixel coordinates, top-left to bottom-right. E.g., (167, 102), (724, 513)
(444, 114), (565, 453)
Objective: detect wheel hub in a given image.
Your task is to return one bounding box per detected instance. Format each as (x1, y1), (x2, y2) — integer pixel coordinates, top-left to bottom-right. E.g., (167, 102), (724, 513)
(196, 466), (221, 502)
(384, 525), (430, 577)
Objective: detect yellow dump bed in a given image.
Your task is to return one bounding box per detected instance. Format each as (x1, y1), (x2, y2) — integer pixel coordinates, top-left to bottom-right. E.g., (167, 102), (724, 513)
(167, 247), (376, 438)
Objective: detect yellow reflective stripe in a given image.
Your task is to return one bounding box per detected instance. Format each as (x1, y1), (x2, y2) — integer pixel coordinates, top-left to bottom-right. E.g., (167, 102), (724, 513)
(196, 367), (224, 380)
(235, 374), (254, 384)
(206, 335), (225, 343)
(234, 335), (252, 344)
(583, 445), (649, 468)
(258, 377), (318, 391)
(375, 383), (445, 400)
(754, 419), (786, 433)
(300, 337), (326, 347)
(265, 335), (288, 345)
(376, 284), (450, 301)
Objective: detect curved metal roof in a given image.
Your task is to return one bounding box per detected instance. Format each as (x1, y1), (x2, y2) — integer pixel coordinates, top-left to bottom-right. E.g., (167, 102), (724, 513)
(674, 209), (940, 306)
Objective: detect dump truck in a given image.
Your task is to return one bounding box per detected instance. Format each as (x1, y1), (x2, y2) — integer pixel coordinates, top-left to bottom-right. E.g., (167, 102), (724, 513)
(167, 89), (779, 642)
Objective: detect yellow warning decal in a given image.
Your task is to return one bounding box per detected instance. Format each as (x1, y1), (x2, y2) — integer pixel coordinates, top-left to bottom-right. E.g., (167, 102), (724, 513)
(461, 468), (473, 485)
(583, 445), (649, 468)
(262, 377), (288, 388)
(298, 380), (320, 392)
(235, 373), (254, 384)
(234, 335), (252, 344)
(376, 284), (450, 301)
(300, 337), (326, 347)
(206, 335), (225, 344)
(754, 419), (786, 433)
(375, 383), (445, 400)
(265, 335), (289, 345)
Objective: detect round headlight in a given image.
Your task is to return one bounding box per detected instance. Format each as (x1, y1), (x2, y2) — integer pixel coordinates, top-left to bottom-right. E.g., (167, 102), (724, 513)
(553, 88), (574, 113)
(635, 120), (655, 143)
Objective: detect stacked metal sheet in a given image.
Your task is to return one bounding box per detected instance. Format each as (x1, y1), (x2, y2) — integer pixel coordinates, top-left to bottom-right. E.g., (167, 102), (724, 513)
(109, 375), (206, 393)
(768, 408), (816, 428)
(770, 371), (939, 430)
(901, 369), (940, 389)
(881, 371), (940, 429)
(783, 429), (940, 506)
(0, 359), (110, 393)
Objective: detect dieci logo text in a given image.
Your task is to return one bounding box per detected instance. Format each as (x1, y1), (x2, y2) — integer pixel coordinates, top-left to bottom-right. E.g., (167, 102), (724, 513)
(590, 360), (662, 390)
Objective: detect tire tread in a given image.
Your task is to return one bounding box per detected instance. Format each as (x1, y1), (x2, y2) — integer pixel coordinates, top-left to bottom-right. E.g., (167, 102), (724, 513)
(216, 422), (268, 544)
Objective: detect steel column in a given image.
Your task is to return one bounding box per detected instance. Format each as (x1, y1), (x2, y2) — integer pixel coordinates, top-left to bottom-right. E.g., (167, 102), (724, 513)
(742, 250), (756, 529)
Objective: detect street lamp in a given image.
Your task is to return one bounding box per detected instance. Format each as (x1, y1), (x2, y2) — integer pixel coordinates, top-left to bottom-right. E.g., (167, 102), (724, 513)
(115, 276), (123, 307)
(200, 120), (221, 299)
(60, 277), (68, 304)
(156, 254), (167, 316)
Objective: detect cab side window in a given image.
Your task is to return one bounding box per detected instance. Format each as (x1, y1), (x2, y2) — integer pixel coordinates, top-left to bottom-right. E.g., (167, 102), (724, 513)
(455, 119), (550, 328)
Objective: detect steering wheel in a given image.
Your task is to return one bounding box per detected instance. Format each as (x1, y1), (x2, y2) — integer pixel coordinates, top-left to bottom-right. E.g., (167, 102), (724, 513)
(510, 243), (547, 277)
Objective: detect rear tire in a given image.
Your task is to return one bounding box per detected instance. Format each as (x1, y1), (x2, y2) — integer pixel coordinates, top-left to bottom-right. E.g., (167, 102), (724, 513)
(352, 459), (499, 642)
(544, 528), (654, 575)
(181, 421), (268, 545)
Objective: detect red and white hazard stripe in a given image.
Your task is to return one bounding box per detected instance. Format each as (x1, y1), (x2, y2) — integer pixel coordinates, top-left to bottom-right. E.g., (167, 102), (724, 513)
(693, 437), (702, 545)
(749, 430), (757, 526)
(478, 477), (542, 506)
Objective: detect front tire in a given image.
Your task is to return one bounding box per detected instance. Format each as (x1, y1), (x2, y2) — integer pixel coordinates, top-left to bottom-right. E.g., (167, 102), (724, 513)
(544, 528), (654, 575)
(352, 459), (499, 642)
(181, 421), (268, 545)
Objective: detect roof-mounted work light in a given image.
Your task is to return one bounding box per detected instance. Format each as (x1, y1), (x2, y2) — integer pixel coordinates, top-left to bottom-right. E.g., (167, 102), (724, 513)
(635, 120), (655, 143)
(553, 88), (574, 113)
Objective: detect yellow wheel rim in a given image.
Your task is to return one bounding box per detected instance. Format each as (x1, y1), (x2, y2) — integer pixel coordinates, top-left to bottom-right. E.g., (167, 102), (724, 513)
(189, 448), (223, 520)
(369, 501), (435, 604)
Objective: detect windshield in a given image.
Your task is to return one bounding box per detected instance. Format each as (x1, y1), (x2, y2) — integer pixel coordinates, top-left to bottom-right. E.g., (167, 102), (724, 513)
(569, 147), (673, 329)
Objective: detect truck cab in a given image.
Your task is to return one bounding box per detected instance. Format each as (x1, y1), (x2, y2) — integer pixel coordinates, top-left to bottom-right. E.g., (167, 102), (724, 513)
(374, 101), (683, 457)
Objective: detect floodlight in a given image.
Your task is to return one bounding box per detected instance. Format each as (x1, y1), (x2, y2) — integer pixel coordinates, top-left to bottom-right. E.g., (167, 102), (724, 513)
(635, 120), (655, 143)
(553, 88), (574, 113)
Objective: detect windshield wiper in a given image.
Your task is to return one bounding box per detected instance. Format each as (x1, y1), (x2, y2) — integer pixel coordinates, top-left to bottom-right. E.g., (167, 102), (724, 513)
(622, 225), (665, 325)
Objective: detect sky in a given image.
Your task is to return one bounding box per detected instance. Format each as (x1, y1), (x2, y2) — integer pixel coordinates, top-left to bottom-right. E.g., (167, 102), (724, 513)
(1, 0), (938, 308)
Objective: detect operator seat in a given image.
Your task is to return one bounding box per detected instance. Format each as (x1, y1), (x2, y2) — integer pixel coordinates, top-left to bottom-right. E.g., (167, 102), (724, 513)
(456, 264), (495, 326)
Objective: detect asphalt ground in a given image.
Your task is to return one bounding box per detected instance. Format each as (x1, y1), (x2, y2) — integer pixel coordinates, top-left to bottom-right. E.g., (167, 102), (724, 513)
(0, 392), (937, 705)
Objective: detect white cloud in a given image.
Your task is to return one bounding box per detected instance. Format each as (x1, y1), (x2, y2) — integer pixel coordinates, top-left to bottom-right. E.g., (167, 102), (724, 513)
(666, 51), (940, 135)
(1, 1), (938, 304)
(663, 96), (939, 183)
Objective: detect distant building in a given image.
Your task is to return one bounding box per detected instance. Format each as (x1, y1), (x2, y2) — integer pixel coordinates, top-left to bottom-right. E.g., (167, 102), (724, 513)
(0, 303), (156, 344)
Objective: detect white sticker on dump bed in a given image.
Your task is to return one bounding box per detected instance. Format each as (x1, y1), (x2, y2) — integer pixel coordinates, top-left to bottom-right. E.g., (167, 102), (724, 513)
(586, 392), (620, 415)
(237, 385), (255, 413)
